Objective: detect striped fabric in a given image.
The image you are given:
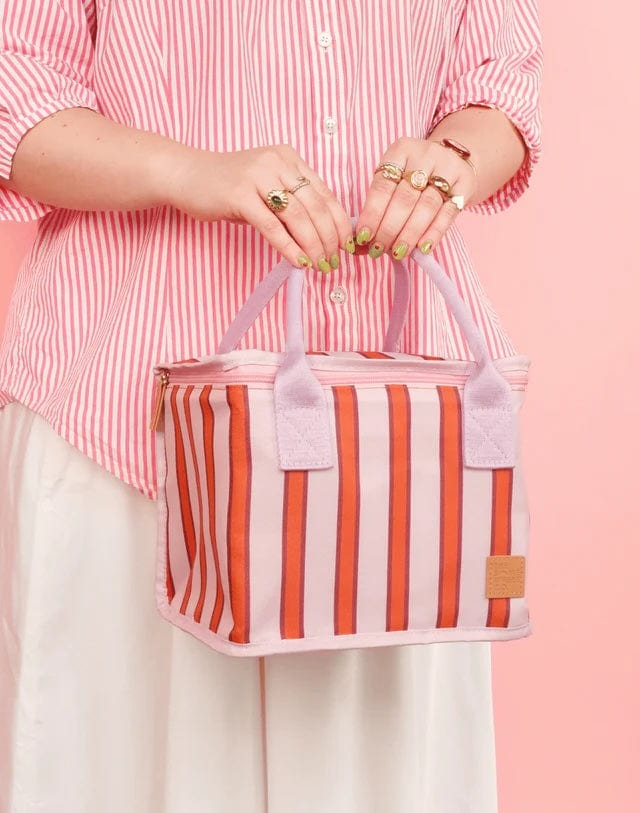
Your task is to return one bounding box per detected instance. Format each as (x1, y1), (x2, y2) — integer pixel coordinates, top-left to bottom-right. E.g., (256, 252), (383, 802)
(155, 355), (531, 655)
(0, 0), (542, 500)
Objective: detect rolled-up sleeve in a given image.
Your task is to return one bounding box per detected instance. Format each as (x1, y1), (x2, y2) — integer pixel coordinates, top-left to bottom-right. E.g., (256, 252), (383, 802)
(0, 0), (99, 221)
(429, 0), (543, 215)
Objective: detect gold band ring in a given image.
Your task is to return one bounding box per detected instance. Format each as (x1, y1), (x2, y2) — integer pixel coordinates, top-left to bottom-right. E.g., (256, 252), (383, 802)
(266, 176), (312, 211)
(288, 176), (311, 194)
(374, 161), (404, 183)
(428, 175), (453, 198)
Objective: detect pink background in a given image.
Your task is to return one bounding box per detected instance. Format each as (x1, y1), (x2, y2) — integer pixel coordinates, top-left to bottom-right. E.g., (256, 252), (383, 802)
(0, 2), (637, 810)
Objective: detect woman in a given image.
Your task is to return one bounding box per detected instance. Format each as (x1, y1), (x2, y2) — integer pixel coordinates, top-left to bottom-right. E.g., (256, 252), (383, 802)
(0, 1), (542, 811)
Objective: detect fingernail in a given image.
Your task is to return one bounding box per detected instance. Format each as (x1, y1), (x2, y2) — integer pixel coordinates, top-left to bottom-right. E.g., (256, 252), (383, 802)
(368, 241), (385, 259)
(419, 239), (433, 255)
(298, 254), (313, 268)
(345, 236), (356, 254)
(318, 257), (332, 273)
(330, 253), (340, 269)
(356, 226), (372, 245)
(391, 241), (408, 260)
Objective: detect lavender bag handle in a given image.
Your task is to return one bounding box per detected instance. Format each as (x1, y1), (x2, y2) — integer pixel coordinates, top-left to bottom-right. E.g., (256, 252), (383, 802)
(217, 219), (517, 470)
(386, 249), (517, 468)
(216, 258), (334, 470)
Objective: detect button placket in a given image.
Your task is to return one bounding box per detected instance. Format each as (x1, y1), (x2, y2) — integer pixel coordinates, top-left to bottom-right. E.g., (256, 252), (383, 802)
(305, 1), (352, 347)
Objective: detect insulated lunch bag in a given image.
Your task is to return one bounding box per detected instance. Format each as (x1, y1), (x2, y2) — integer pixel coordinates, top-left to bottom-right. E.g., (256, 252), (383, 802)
(150, 245), (532, 656)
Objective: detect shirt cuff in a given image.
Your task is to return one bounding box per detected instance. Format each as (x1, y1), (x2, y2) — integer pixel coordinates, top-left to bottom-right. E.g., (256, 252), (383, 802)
(428, 85), (542, 216)
(0, 93), (99, 222)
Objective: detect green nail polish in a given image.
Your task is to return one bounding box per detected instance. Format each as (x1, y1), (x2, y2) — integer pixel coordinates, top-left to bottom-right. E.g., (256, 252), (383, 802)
(318, 257), (332, 273)
(330, 253), (340, 269)
(419, 239), (433, 255)
(368, 241), (384, 259)
(356, 227), (372, 245)
(392, 241), (408, 260)
(297, 254), (313, 268)
(345, 236), (356, 254)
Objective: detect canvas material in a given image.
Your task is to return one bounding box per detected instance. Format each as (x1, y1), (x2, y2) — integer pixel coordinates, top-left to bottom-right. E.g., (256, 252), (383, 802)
(152, 237), (532, 657)
(154, 367), (531, 657)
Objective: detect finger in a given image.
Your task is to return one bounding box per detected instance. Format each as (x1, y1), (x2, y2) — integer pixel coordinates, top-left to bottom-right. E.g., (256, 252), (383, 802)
(245, 199), (316, 270)
(296, 164), (356, 258)
(370, 142), (441, 259)
(367, 177), (423, 259)
(389, 184), (446, 259)
(399, 160), (474, 257)
(415, 181), (469, 255)
(416, 198), (460, 254)
(256, 181), (328, 272)
(275, 145), (351, 266)
(288, 179), (342, 271)
(353, 138), (411, 249)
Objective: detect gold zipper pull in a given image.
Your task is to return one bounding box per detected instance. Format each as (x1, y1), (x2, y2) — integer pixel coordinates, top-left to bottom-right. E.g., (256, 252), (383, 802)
(150, 370), (170, 431)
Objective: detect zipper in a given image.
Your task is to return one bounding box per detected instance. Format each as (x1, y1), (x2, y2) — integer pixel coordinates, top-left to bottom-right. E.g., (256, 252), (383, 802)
(154, 363), (528, 387)
(150, 362), (527, 431)
(149, 369), (170, 431)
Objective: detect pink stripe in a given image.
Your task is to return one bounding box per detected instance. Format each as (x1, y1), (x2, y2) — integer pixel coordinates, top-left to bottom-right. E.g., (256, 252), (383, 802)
(183, 386), (208, 623)
(0, 0), (541, 498)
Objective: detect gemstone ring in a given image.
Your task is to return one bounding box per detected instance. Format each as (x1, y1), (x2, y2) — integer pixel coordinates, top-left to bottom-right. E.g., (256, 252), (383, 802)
(266, 189), (290, 212)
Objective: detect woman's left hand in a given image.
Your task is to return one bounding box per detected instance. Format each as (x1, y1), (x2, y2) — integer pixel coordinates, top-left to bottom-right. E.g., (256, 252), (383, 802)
(353, 136), (478, 260)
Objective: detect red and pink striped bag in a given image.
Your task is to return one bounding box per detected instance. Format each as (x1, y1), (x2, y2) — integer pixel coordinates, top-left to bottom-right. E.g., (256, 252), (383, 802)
(150, 245), (532, 657)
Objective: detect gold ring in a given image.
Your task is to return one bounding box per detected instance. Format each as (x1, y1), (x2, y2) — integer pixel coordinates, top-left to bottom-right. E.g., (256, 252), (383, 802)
(374, 162), (404, 183)
(266, 189), (289, 212)
(428, 175), (452, 198)
(402, 169), (430, 191)
(448, 194), (465, 212)
(288, 176), (311, 194)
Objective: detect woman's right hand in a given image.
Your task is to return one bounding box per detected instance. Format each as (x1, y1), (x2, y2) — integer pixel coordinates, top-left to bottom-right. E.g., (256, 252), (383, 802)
(162, 143), (355, 272)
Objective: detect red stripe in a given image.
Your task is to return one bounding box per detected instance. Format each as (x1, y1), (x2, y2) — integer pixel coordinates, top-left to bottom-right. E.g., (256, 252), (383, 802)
(357, 351), (394, 359)
(200, 386), (224, 632)
(280, 470), (309, 639)
(226, 385), (252, 644)
(386, 385), (412, 631)
(436, 386), (463, 628)
(487, 468), (514, 628)
(169, 386), (197, 616)
(165, 496), (176, 602)
(333, 386), (361, 635)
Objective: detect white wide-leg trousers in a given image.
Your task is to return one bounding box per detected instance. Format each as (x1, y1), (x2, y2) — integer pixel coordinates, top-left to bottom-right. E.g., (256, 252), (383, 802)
(0, 402), (498, 812)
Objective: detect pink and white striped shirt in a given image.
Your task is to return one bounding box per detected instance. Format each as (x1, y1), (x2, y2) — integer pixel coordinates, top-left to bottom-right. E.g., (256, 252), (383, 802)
(0, 0), (542, 500)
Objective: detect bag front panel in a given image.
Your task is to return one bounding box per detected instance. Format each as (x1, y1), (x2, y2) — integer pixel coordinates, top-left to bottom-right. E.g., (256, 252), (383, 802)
(157, 380), (530, 655)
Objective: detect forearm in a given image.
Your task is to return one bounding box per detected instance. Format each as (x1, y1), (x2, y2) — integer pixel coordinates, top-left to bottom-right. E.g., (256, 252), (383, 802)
(0, 106), (186, 211)
(428, 105), (527, 207)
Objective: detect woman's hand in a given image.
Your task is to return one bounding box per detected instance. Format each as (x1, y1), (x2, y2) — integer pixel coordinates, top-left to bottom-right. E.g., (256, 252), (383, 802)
(353, 136), (478, 260)
(162, 143), (354, 272)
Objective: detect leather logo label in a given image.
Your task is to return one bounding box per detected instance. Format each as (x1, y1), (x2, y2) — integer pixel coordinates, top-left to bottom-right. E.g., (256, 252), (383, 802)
(486, 555), (526, 599)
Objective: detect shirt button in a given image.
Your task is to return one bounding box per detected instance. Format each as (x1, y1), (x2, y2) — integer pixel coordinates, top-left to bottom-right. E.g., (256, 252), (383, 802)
(318, 31), (333, 48)
(323, 116), (337, 135)
(329, 285), (347, 305)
